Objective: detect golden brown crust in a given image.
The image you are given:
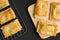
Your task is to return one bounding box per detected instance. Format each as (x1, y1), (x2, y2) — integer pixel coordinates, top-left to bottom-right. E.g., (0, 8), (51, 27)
(37, 21), (57, 36)
(1, 19), (22, 38)
(50, 2), (60, 21)
(0, 0), (9, 9)
(0, 8), (16, 24)
(34, 0), (50, 20)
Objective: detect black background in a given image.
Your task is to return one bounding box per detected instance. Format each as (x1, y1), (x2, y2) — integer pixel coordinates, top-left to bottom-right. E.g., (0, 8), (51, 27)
(12, 0), (60, 40)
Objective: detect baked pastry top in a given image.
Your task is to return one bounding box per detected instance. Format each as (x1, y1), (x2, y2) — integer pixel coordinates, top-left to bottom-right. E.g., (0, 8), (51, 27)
(50, 2), (60, 21)
(37, 21), (58, 36)
(0, 0), (9, 9)
(1, 19), (22, 38)
(0, 8), (16, 24)
(34, 0), (50, 20)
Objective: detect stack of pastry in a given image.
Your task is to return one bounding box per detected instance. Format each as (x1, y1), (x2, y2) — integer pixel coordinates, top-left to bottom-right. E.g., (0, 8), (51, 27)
(0, 0), (22, 38)
(28, 0), (60, 39)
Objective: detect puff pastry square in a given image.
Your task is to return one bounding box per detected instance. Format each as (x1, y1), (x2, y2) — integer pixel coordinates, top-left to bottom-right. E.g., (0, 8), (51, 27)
(0, 8), (16, 24)
(37, 21), (57, 36)
(1, 19), (22, 38)
(0, 0), (9, 9)
(50, 2), (60, 21)
(34, 0), (50, 20)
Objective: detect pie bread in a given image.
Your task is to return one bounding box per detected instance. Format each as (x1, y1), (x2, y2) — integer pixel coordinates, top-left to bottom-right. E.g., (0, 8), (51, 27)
(37, 21), (58, 36)
(0, 8), (16, 24)
(34, 0), (50, 20)
(1, 19), (22, 38)
(50, 2), (60, 21)
(0, 0), (9, 9)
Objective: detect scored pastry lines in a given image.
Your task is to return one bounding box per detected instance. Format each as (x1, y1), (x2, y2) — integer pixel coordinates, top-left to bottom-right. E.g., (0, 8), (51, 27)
(0, 8), (16, 25)
(37, 20), (59, 39)
(50, 2), (60, 21)
(34, 0), (50, 20)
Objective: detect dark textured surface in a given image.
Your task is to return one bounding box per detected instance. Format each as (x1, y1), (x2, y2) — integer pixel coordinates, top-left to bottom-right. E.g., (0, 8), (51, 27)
(12, 0), (60, 40)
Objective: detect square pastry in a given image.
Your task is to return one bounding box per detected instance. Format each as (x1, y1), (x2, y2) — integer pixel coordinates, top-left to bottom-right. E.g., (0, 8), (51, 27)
(34, 0), (50, 20)
(0, 8), (16, 24)
(37, 20), (58, 36)
(0, 0), (9, 9)
(1, 19), (22, 38)
(50, 2), (60, 21)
